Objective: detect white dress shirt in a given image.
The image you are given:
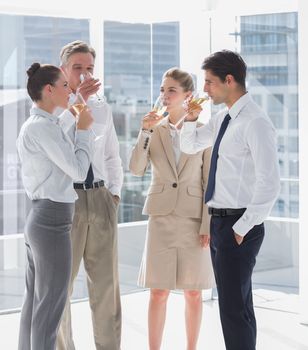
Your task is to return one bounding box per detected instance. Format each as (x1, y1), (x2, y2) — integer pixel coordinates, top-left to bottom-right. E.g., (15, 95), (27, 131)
(17, 106), (93, 203)
(58, 95), (123, 197)
(169, 121), (181, 166)
(180, 93), (280, 236)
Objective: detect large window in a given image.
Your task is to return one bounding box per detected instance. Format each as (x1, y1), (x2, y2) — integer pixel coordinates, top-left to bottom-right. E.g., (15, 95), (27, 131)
(237, 12), (298, 219)
(0, 14), (90, 236)
(0, 14), (180, 311)
(236, 12), (298, 291)
(0, 14), (90, 310)
(0, 5), (301, 312)
(104, 21), (180, 223)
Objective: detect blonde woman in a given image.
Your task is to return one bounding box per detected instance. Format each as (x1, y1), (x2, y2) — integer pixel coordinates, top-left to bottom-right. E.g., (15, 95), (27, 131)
(130, 68), (214, 350)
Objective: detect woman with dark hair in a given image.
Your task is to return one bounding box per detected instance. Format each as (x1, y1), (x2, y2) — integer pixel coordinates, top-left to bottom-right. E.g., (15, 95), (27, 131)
(130, 67), (214, 350)
(17, 63), (93, 350)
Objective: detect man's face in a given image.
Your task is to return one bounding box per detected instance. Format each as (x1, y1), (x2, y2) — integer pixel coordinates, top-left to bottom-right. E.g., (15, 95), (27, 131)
(203, 69), (229, 105)
(61, 52), (95, 92)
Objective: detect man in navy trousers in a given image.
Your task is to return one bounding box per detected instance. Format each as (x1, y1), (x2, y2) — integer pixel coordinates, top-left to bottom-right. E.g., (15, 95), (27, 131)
(180, 50), (280, 350)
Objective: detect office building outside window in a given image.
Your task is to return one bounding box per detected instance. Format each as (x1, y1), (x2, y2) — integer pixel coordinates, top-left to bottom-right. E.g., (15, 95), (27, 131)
(104, 21), (180, 223)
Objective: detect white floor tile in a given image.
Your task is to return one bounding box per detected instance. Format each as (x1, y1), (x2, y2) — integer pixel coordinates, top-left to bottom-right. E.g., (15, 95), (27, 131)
(1, 291), (307, 350)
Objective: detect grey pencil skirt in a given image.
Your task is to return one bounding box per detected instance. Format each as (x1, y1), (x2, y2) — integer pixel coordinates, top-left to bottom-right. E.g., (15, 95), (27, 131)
(18, 199), (74, 350)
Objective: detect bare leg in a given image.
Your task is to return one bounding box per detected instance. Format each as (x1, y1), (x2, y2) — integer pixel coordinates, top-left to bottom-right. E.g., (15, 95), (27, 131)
(148, 289), (170, 350)
(184, 290), (203, 350)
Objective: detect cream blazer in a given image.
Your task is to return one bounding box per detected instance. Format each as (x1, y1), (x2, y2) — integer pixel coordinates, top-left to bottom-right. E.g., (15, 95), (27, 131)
(129, 119), (211, 234)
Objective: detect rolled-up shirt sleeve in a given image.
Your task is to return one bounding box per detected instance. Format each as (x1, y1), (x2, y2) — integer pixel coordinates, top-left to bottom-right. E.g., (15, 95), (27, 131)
(180, 120), (214, 154)
(232, 118), (280, 236)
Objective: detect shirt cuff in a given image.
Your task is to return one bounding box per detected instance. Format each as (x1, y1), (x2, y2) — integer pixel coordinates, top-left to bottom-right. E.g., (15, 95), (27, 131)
(108, 186), (121, 197)
(141, 129), (153, 137)
(232, 218), (253, 237)
(183, 120), (197, 131)
(58, 109), (76, 132)
(76, 129), (92, 141)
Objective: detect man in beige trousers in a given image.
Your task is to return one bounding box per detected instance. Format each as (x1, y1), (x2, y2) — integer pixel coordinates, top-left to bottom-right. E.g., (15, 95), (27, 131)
(56, 41), (123, 350)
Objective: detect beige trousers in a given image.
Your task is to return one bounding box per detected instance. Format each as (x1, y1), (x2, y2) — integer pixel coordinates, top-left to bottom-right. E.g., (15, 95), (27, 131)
(56, 186), (121, 350)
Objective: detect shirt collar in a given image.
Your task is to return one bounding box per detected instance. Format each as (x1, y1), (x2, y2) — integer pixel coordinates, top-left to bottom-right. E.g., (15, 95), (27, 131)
(168, 118), (181, 134)
(228, 92), (251, 120)
(30, 105), (58, 124)
(168, 119), (177, 130)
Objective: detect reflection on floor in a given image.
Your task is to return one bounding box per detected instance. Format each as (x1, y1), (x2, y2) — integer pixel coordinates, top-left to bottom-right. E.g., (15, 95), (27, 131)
(0, 264), (299, 312)
(1, 290), (307, 350)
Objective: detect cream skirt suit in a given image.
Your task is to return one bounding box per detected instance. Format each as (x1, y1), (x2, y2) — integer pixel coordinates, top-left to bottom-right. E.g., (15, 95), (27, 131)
(129, 118), (214, 290)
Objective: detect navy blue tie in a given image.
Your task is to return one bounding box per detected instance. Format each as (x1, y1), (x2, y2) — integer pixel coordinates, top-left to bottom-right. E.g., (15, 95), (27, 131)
(204, 114), (231, 203)
(84, 164), (94, 187)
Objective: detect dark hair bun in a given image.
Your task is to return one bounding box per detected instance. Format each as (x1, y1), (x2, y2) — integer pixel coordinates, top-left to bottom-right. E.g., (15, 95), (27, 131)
(27, 63), (41, 78)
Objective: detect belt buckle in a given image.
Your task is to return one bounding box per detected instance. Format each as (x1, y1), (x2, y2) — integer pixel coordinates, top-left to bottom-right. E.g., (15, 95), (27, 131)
(221, 209), (227, 217)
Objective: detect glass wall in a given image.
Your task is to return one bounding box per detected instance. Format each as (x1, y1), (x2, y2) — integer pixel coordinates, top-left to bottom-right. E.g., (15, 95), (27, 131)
(238, 12), (299, 220)
(0, 14), (90, 310)
(104, 21), (180, 223)
(0, 6), (300, 312)
(0, 14), (90, 236)
(0, 14), (180, 311)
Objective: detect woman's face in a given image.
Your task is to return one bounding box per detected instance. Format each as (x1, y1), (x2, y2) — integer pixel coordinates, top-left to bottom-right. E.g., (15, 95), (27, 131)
(159, 77), (191, 111)
(50, 72), (72, 109)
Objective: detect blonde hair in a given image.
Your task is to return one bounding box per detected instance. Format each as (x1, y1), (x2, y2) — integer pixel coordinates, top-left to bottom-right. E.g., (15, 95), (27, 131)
(162, 67), (194, 92)
(60, 40), (96, 65)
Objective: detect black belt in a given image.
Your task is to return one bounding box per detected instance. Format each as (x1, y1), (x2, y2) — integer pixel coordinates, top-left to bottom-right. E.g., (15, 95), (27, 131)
(208, 207), (246, 217)
(73, 180), (105, 190)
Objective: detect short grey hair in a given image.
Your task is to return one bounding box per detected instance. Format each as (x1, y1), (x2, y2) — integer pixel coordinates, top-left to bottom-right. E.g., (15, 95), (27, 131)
(60, 40), (96, 65)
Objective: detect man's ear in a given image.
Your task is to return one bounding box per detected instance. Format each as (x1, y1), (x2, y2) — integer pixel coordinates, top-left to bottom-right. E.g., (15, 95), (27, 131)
(225, 74), (234, 86)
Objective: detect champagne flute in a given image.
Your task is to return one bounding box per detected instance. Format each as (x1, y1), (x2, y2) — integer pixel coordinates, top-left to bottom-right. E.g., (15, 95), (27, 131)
(80, 73), (106, 107)
(70, 92), (100, 140)
(142, 96), (168, 131)
(70, 91), (87, 116)
(152, 95), (168, 117)
(175, 92), (209, 129)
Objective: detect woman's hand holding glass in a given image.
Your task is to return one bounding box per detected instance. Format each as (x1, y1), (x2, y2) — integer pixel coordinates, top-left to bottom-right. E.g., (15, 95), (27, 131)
(142, 96), (169, 130)
(70, 92), (94, 131)
(76, 107), (94, 130)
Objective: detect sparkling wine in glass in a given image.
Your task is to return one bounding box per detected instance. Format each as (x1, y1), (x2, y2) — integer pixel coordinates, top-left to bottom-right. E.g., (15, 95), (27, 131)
(71, 92), (87, 115)
(152, 95), (168, 117)
(175, 92), (209, 129)
(70, 92), (102, 140)
(188, 93), (209, 109)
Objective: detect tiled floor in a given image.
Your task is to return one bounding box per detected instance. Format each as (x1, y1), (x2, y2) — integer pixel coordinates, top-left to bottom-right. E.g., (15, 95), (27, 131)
(1, 290), (307, 350)
(0, 264), (299, 312)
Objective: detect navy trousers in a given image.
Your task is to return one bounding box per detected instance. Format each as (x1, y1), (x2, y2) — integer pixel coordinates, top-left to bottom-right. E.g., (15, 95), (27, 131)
(210, 214), (264, 350)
